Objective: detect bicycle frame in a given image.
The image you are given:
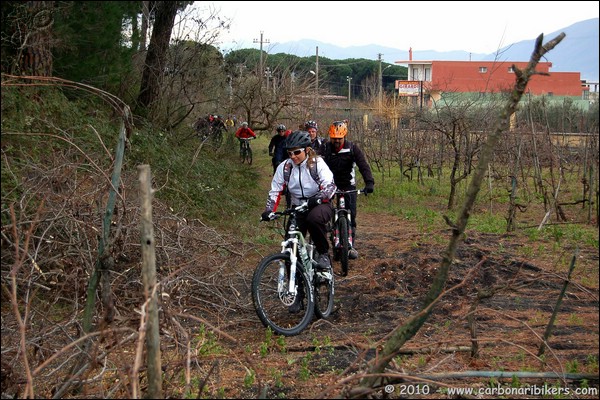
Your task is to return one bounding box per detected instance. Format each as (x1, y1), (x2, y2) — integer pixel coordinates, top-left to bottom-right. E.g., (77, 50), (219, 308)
(279, 209), (315, 296)
(279, 231), (314, 297)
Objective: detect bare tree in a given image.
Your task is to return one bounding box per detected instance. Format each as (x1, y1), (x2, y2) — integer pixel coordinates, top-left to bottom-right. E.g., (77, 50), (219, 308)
(419, 98), (492, 209)
(227, 59), (316, 132)
(137, 1), (181, 112)
(140, 1), (150, 52)
(3, 1), (55, 76)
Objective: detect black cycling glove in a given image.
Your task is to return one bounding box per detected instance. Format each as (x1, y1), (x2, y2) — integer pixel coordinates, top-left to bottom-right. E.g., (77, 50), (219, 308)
(261, 211), (273, 221)
(364, 184), (374, 194)
(307, 197), (322, 209)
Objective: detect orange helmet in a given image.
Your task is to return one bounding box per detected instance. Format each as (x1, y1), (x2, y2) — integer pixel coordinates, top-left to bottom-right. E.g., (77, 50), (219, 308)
(328, 121), (348, 139)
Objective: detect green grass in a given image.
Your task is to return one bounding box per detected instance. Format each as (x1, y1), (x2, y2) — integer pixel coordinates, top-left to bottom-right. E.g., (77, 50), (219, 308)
(193, 324), (224, 356)
(363, 156), (598, 253)
(127, 127), (266, 228)
(469, 212), (508, 234)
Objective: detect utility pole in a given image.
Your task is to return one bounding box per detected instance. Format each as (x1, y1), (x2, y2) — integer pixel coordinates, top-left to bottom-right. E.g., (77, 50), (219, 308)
(378, 53), (383, 113)
(315, 46), (319, 119)
(253, 31), (270, 78)
(420, 80), (424, 110)
(346, 76), (352, 103)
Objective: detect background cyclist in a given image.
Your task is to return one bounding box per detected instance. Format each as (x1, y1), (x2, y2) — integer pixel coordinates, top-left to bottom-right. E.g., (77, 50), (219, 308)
(304, 120), (326, 154)
(235, 121), (256, 152)
(268, 124), (289, 174)
(321, 120), (374, 260)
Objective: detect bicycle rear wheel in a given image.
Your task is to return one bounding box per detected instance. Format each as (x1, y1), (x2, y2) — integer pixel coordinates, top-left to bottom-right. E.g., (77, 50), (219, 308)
(252, 253), (314, 336)
(338, 216), (350, 277)
(314, 268), (334, 318)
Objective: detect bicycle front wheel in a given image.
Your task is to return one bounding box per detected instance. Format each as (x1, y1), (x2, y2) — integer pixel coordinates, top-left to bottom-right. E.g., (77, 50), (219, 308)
(212, 131), (223, 148)
(247, 146), (253, 165)
(338, 216), (350, 277)
(314, 267), (335, 319)
(252, 253), (314, 336)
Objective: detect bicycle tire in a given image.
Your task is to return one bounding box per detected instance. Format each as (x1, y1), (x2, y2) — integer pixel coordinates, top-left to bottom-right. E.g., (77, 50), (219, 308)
(240, 145), (246, 163)
(247, 146), (253, 165)
(212, 131), (223, 148)
(338, 216), (350, 277)
(314, 267), (335, 319)
(252, 253), (314, 336)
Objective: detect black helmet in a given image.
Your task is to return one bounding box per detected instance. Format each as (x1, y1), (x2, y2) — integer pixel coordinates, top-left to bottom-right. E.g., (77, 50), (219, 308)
(276, 124), (286, 132)
(285, 130), (311, 149)
(304, 120), (318, 130)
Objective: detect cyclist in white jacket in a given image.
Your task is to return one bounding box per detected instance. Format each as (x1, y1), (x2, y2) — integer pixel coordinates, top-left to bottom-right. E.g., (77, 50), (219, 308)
(261, 130), (337, 270)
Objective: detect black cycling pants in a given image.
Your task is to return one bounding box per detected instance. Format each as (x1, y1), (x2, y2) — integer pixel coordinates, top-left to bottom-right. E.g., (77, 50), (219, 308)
(295, 203), (333, 255)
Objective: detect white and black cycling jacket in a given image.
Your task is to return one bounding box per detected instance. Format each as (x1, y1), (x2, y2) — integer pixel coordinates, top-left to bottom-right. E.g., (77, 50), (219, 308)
(265, 157), (336, 212)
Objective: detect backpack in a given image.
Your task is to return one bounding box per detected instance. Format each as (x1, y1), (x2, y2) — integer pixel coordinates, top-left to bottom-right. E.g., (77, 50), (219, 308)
(282, 158), (320, 185)
(281, 141), (355, 186)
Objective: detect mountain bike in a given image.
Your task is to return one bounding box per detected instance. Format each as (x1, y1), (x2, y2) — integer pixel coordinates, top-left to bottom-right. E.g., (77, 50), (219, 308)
(239, 137), (254, 164)
(252, 203), (335, 336)
(210, 125), (224, 149)
(329, 189), (364, 277)
(193, 119), (224, 150)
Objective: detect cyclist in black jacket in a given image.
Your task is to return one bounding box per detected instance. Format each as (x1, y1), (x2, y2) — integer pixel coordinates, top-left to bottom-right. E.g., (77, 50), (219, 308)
(268, 124), (289, 174)
(321, 120), (374, 259)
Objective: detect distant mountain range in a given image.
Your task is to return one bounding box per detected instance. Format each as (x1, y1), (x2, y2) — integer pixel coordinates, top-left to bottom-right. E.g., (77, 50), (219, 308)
(266, 18), (598, 82)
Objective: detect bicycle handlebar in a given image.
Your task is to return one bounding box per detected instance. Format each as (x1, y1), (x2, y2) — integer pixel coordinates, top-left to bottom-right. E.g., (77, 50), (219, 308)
(335, 188), (368, 195)
(261, 202), (309, 222)
(274, 202), (308, 217)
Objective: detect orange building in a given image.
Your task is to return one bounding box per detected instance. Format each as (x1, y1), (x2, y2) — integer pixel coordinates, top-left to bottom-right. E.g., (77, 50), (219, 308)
(395, 58), (588, 106)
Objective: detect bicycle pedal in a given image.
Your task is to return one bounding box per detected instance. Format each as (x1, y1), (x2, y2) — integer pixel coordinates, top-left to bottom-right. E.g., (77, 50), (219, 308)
(316, 271), (332, 282)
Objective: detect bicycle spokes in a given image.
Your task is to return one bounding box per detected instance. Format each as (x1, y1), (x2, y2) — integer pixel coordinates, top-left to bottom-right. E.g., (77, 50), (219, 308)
(252, 253), (314, 336)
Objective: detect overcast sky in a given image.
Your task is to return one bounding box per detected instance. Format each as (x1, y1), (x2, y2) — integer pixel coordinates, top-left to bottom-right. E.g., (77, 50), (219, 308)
(186, 1), (598, 56)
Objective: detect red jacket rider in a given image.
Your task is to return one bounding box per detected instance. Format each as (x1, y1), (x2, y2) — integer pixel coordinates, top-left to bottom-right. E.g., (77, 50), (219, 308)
(235, 122), (256, 139)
